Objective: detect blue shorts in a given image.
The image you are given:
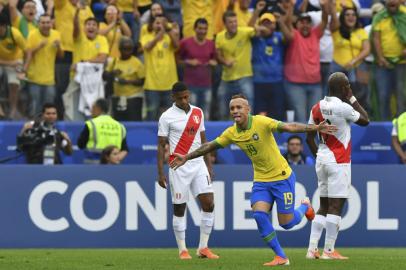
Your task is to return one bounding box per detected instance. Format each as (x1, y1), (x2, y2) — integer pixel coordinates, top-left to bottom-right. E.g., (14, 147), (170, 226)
(250, 172), (296, 214)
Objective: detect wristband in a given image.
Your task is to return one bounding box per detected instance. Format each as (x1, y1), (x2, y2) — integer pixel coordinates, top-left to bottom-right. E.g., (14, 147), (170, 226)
(349, 96), (357, 104)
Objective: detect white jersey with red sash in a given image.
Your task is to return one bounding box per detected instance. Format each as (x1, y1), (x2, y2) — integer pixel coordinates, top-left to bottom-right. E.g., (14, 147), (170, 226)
(158, 104), (212, 204)
(158, 104), (205, 162)
(308, 96), (360, 164)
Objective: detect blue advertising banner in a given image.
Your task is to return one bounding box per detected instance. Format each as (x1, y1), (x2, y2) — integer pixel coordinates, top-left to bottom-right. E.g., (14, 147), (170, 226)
(0, 165), (403, 248)
(0, 121), (398, 164)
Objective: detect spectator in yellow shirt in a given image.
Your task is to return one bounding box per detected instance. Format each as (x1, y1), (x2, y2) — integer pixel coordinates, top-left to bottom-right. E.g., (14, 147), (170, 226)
(0, 14), (26, 119)
(63, 13), (109, 121)
(99, 4), (132, 59)
(215, 10), (258, 119)
(182, 0), (214, 39)
(54, 0), (94, 119)
(24, 14), (64, 117)
(9, 0), (37, 38)
(372, 0), (406, 120)
(141, 14), (179, 120)
(105, 37), (145, 121)
(330, 6), (370, 110)
(114, 0), (140, 43)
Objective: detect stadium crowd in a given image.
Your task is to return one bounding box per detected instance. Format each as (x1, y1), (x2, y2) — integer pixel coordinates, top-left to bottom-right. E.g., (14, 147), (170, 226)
(0, 0), (405, 122)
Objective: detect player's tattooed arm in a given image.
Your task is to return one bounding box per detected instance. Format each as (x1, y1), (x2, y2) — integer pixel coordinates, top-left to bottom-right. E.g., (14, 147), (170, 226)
(278, 121), (337, 135)
(187, 141), (219, 161)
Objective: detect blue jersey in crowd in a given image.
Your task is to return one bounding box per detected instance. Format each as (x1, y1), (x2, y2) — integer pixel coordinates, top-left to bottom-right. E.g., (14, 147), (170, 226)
(251, 32), (285, 83)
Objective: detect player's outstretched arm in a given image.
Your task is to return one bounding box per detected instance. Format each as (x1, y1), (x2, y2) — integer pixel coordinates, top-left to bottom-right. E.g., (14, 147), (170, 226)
(169, 141), (219, 170)
(278, 120), (338, 134)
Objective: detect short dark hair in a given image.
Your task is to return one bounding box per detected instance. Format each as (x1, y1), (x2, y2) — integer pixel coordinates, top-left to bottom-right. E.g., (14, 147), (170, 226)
(172, 81), (188, 93)
(287, 135), (303, 144)
(39, 14), (51, 20)
(231, 94), (248, 100)
(222, 10), (237, 23)
(194, 18), (208, 29)
(100, 145), (119, 164)
(42, 103), (58, 113)
(21, 0), (36, 9)
(94, 99), (109, 113)
(85, 17), (99, 26)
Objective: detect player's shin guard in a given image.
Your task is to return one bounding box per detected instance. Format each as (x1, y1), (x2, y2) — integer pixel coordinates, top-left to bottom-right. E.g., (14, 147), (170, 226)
(280, 204), (308, 230)
(253, 211), (286, 259)
(173, 215), (187, 253)
(309, 214), (326, 251)
(199, 211), (214, 249)
(324, 214), (341, 252)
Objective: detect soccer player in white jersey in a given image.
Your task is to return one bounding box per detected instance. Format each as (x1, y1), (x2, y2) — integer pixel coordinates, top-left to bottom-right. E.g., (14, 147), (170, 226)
(306, 72), (369, 259)
(157, 82), (219, 260)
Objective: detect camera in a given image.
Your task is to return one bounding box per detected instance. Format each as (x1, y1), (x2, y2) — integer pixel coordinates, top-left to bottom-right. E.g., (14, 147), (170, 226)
(17, 123), (57, 152)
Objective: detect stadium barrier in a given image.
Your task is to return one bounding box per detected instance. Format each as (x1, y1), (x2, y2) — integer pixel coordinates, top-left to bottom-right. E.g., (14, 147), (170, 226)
(0, 121), (399, 164)
(0, 165), (404, 248)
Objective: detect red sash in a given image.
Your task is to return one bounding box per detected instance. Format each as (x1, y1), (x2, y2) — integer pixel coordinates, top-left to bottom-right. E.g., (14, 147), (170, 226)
(169, 108), (202, 162)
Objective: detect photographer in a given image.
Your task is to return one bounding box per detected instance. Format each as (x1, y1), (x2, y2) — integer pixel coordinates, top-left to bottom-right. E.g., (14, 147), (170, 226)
(17, 103), (73, 164)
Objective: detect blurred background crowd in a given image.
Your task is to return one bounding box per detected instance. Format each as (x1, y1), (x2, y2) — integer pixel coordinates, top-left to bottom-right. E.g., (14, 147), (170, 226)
(0, 0), (405, 123)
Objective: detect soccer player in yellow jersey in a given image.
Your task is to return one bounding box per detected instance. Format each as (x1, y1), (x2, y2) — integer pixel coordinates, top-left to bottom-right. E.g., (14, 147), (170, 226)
(170, 94), (337, 266)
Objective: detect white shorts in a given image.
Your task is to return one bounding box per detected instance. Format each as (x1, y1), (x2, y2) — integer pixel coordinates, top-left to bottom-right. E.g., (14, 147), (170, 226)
(316, 162), (351, 198)
(168, 159), (213, 204)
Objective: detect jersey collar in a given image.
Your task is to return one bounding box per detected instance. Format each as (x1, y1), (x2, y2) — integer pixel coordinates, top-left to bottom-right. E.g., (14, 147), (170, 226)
(236, 114), (253, 133)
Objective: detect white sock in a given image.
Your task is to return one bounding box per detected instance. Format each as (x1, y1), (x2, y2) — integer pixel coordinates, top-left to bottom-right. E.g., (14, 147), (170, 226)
(324, 214), (341, 253)
(199, 211), (214, 249)
(308, 214), (326, 251)
(173, 215), (186, 253)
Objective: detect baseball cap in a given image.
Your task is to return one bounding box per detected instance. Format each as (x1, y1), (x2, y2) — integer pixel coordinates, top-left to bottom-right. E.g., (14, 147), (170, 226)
(259, 13), (276, 23)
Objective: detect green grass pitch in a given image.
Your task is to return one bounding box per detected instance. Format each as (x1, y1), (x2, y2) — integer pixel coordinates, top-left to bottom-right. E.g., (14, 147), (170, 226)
(0, 248), (405, 270)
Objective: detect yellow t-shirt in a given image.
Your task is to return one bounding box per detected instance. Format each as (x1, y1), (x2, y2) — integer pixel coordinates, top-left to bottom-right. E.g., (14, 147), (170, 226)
(106, 56), (145, 97)
(117, 0), (134, 12)
(215, 27), (255, 81)
(0, 27), (25, 61)
(12, 16), (37, 39)
(138, 0), (152, 7)
(73, 34), (109, 66)
(373, 6), (406, 60)
(181, 0), (214, 39)
(215, 115), (292, 182)
(234, 5), (252, 27)
(99, 23), (122, 58)
(26, 29), (61, 85)
(332, 28), (368, 67)
(140, 32), (178, 90)
(213, 0), (229, 35)
(54, 0), (94, 52)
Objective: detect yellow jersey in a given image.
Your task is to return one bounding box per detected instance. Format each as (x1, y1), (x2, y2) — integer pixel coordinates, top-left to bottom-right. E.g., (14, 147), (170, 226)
(116, 0), (134, 12)
(138, 0), (152, 7)
(332, 28), (368, 67)
(73, 34), (109, 66)
(181, 0), (214, 39)
(213, 0), (229, 35)
(234, 5), (252, 27)
(106, 56), (145, 97)
(54, 0), (94, 52)
(140, 32), (178, 90)
(0, 27), (25, 61)
(215, 115), (292, 182)
(373, 6), (406, 61)
(26, 29), (61, 85)
(215, 27), (255, 81)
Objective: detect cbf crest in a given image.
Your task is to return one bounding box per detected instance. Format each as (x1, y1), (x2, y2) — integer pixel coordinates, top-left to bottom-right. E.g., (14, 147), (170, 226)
(252, 133), (259, 141)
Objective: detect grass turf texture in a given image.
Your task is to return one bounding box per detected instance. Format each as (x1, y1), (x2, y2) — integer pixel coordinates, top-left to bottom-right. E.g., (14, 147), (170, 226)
(0, 248), (404, 270)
